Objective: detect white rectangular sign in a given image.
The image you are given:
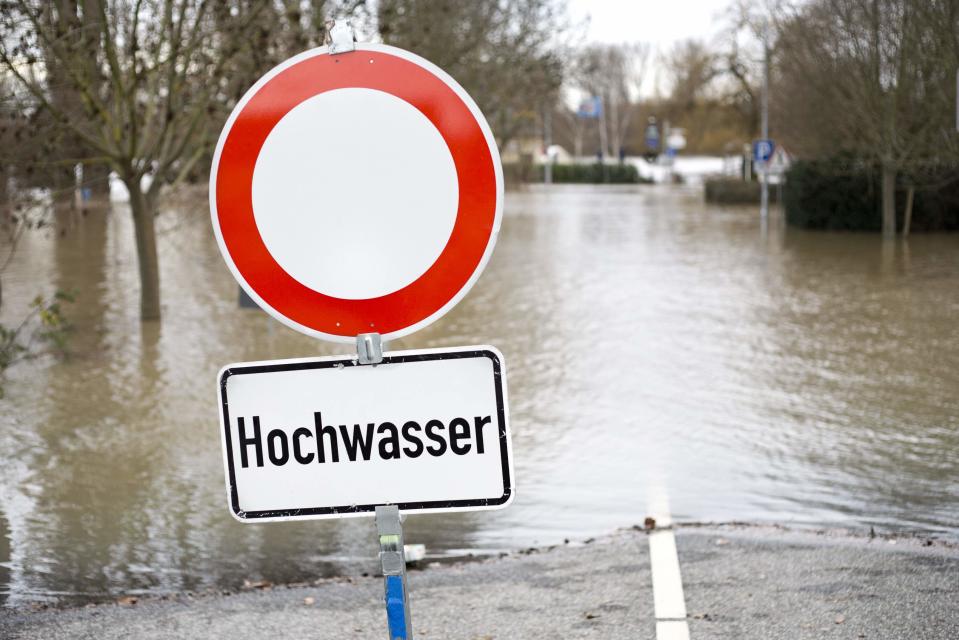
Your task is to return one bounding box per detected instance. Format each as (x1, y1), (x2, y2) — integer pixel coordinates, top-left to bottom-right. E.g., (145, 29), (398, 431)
(217, 346), (513, 522)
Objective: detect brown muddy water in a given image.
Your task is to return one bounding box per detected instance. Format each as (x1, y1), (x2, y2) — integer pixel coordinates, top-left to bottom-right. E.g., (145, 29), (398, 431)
(1, 184), (957, 606)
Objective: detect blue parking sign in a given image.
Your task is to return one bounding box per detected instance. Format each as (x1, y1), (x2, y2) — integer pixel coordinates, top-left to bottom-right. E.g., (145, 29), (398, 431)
(753, 139), (775, 163)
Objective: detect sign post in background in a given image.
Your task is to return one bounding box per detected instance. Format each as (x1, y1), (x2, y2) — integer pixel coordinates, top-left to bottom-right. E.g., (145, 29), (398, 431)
(754, 137), (775, 224)
(752, 139), (775, 164)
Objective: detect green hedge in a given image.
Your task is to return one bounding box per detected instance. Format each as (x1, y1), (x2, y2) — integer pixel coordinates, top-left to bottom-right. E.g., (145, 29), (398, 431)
(784, 159), (959, 231)
(541, 163), (645, 184)
(704, 178), (781, 205)
(504, 163), (648, 184)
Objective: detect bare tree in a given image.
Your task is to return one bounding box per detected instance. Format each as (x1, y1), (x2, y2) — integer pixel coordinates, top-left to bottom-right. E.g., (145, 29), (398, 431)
(554, 105), (588, 158)
(719, 0), (795, 140)
(662, 40), (718, 114)
(216, 1), (370, 106)
(0, 1), (266, 320)
(775, 0), (959, 236)
(376, 0), (567, 151)
(654, 39), (725, 152)
(573, 43), (649, 159)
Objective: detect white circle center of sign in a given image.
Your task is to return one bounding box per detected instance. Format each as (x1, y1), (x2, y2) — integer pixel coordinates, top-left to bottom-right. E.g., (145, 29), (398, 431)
(252, 88), (458, 300)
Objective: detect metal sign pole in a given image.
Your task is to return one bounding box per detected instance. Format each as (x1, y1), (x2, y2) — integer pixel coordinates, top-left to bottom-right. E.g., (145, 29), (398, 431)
(760, 19), (770, 221)
(355, 334), (413, 639)
(376, 505), (413, 640)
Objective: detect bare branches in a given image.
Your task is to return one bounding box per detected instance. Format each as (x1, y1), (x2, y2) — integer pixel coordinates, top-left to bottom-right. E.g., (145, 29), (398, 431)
(774, 0), (959, 176)
(376, 0), (568, 150)
(0, 0), (278, 319)
(571, 43), (649, 157)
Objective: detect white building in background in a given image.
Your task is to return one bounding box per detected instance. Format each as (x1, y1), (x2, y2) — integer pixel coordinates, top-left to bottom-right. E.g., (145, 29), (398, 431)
(628, 155), (727, 185)
(543, 144), (573, 164)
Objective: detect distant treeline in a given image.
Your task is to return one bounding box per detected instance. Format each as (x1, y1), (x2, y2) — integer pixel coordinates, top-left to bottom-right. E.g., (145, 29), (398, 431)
(784, 159), (959, 232)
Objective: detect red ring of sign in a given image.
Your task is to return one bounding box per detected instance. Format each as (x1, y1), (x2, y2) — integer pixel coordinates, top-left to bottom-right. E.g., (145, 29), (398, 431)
(214, 49), (497, 338)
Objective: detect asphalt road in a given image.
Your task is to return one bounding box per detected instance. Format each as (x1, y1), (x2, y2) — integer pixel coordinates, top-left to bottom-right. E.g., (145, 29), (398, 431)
(3, 525), (957, 639)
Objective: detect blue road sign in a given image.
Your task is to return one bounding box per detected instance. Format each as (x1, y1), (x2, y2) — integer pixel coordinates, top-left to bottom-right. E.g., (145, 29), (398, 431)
(577, 96), (602, 119)
(753, 139), (775, 163)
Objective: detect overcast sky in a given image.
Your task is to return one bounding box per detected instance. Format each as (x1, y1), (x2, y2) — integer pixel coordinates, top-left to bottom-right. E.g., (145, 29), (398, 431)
(568, 0), (733, 48)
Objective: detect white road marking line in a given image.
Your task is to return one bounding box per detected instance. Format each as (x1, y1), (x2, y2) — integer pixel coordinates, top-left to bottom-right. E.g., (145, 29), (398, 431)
(649, 529), (688, 620)
(646, 486), (690, 639)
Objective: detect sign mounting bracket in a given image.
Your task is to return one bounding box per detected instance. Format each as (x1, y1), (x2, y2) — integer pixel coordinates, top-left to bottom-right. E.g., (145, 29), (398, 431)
(356, 332), (384, 365)
(328, 19), (356, 55)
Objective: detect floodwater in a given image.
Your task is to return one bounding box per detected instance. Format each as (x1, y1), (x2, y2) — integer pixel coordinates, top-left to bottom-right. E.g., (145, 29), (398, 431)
(1, 185), (957, 606)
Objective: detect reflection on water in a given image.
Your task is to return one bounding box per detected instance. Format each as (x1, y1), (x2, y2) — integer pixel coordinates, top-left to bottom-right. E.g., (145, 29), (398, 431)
(1, 185), (957, 606)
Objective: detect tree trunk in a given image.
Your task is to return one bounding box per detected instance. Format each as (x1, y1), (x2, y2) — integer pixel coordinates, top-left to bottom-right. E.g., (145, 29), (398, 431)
(84, 163), (112, 200)
(126, 179), (161, 321)
(0, 164), (7, 210)
(608, 95), (621, 160)
(597, 96), (610, 160)
(902, 185), (915, 237)
(881, 161), (897, 238)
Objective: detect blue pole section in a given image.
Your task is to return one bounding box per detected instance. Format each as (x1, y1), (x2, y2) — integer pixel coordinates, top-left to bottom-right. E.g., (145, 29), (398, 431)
(375, 505), (412, 640)
(384, 576), (408, 638)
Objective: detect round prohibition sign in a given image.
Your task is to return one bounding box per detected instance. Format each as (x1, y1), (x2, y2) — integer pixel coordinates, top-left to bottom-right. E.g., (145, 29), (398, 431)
(210, 44), (503, 343)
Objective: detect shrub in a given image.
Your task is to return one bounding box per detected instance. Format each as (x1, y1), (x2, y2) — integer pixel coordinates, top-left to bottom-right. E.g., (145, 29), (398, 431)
(0, 291), (73, 397)
(704, 178), (781, 205)
(540, 163), (645, 184)
(500, 163), (648, 184)
(504, 162), (652, 184)
(784, 159), (959, 232)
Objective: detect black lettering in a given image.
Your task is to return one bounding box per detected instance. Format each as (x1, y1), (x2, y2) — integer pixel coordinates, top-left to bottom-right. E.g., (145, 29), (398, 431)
(267, 429), (289, 465)
(425, 419), (447, 456)
(314, 412), (339, 463)
(377, 422), (401, 460)
(238, 416), (263, 468)
(474, 415), (491, 454)
(449, 417), (471, 455)
(341, 423), (375, 461)
(401, 421), (424, 458)
(292, 427), (314, 463)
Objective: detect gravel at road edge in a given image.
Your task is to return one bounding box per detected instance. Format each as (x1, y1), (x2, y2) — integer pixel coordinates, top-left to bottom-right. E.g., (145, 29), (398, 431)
(2, 525), (956, 640)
